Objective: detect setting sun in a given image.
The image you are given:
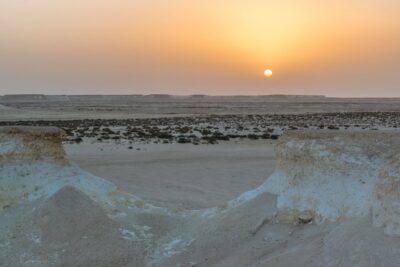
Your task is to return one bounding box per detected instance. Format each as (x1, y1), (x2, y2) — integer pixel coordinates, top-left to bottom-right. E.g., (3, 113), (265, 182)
(0, 0), (399, 96)
(264, 69), (273, 78)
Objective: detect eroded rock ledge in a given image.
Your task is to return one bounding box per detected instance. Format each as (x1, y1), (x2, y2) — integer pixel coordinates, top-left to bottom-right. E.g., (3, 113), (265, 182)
(0, 126), (67, 164)
(261, 130), (400, 235)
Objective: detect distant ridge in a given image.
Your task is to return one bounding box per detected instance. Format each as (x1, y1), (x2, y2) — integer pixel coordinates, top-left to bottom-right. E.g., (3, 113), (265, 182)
(0, 94), (327, 102)
(258, 94), (326, 98)
(2, 94), (47, 102)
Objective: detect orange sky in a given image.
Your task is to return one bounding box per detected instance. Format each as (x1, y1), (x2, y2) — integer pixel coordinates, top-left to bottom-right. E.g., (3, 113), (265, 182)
(1, 0), (399, 96)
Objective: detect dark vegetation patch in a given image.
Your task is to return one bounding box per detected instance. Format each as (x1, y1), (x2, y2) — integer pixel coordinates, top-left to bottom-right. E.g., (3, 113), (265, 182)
(1, 112), (399, 145)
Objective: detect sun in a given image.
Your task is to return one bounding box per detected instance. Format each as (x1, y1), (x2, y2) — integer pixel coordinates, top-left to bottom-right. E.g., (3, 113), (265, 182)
(264, 69), (273, 78)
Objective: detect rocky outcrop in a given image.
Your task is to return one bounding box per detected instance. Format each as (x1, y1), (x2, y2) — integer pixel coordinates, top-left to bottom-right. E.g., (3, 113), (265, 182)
(0, 127), (153, 212)
(259, 130), (400, 235)
(0, 126), (67, 164)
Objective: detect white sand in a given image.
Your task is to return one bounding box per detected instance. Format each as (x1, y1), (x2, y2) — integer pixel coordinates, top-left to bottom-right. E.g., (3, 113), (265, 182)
(64, 140), (276, 209)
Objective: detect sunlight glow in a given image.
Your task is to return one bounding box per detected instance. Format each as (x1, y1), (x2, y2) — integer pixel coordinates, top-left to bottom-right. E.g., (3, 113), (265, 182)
(264, 69), (273, 78)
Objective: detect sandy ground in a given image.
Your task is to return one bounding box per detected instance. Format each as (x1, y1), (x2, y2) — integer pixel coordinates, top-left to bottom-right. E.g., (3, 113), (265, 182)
(65, 140), (276, 209)
(4, 96), (400, 121)
(0, 104), (190, 121)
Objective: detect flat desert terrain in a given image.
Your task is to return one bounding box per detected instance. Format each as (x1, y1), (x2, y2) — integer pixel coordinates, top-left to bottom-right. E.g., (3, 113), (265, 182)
(65, 140), (276, 209)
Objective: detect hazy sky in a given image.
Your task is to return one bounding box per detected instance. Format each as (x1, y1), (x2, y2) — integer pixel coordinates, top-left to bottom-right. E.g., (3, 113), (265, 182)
(1, 0), (399, 96)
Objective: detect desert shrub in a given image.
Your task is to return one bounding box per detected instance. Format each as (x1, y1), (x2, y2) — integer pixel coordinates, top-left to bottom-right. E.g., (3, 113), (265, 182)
(102, 135), (110, 140)
(261, 133), (270, 139)
(201, 129), (212, 135)
(270, 134), (280, 140)
(247, 134), (259, 140)
(216, 135), (229, 141)
(157, 132), (173, 139)
(74, 137), (83, 143)
(177, 137), (191, 144)
(102, 127), (115, 134)
(177, 126), (191, 134)
(202, 136), (218, 144)
(327, 125), (339, 130)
